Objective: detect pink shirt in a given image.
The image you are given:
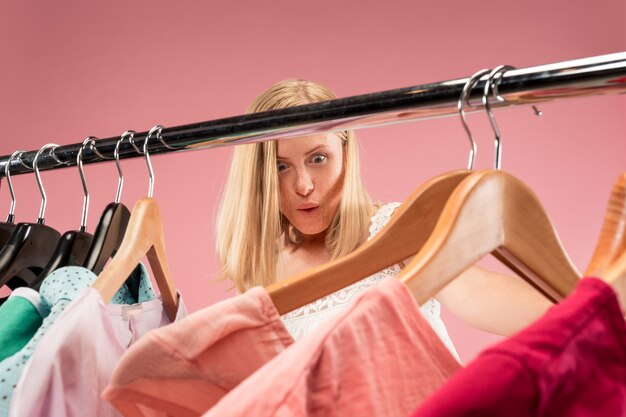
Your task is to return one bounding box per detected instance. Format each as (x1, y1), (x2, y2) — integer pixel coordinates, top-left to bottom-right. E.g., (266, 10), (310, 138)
(9, 287), (187, 417)
(204, 278), (461, 417)
(102, 287), (295, 417)
(412, 278), (626, 417)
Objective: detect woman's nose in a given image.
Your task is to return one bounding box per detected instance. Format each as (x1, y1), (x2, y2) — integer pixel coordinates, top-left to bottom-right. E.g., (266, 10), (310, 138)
(295, 171), (314, 197)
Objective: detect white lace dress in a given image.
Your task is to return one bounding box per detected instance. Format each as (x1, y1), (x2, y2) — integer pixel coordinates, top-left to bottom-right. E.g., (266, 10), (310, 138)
(281, 202), (460, 361)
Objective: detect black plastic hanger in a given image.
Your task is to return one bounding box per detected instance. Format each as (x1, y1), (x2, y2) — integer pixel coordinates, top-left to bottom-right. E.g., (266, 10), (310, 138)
(0, 205), (15, 249)
(82, 132), (142, 300)
(0, 152), (43, 300)
(0, 144), (62, 292)
(34, 138), (98, 288)
(0, 150), (24, 247)
(0, 151), (23, 247)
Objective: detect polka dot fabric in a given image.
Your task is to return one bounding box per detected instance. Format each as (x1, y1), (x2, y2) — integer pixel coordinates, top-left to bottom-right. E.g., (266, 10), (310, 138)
(0, 265), (154, 416)
(110, 263), (155, 305)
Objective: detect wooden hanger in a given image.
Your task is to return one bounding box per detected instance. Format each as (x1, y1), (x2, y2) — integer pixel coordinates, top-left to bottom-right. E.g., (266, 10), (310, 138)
(591, 173), (626, 311)
(269, 68), (499, 314)
(91, 127), (178, 322)
(585, 173), (626, 277)
(398, 170), (581, 305)
(269, 68), (578, 314)
(91, 197), (178, 321)
(601, 250), (626, 313)
(268, 169), (472, 314)
(268, 69), (497, 315)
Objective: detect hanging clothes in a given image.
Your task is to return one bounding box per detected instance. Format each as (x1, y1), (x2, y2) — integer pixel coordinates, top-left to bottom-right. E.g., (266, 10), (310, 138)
(281, 202), (460, 361)
(203, 278), (461, 417)
(412, 277), (626, 417)
(9, 263), (187, 417)
(0, 288), (44, 362)
(9, 265), (186, 417)
(0, 265), (184, 417)
(102, 286), (294, 417)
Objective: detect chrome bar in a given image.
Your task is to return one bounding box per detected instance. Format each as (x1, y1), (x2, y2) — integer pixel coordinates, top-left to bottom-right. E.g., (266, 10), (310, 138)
(1, 52), (624, 177)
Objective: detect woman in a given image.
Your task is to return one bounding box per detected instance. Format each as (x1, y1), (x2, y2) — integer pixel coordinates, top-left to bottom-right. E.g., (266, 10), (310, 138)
(216, 79), (552, 358)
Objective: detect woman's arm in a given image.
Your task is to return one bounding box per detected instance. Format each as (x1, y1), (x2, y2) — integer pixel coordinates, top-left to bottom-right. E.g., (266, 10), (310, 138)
(431, 264), (554, 336)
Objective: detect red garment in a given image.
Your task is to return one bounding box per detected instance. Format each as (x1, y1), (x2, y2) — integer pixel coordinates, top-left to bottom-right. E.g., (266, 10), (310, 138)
(413, 278), (626, 417)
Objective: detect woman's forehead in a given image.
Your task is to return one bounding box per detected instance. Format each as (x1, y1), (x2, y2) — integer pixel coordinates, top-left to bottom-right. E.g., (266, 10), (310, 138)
(276, 133), (342, 156)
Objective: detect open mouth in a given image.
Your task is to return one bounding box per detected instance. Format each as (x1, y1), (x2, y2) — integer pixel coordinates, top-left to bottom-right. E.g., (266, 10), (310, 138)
(298, 207), (319, 214)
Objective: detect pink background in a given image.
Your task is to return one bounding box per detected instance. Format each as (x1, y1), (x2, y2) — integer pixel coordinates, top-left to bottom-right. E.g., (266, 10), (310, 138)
(0, 0), (624, 363)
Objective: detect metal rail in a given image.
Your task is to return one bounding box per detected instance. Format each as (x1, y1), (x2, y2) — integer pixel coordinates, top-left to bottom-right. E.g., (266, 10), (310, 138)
(1, 52), (624, 177)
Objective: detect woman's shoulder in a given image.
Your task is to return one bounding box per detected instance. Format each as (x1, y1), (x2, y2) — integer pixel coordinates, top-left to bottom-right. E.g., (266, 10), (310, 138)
(368, 202), (401, 239)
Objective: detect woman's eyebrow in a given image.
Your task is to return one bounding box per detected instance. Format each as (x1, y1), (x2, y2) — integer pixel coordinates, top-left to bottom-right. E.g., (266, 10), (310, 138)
(304, 145), (327, 156)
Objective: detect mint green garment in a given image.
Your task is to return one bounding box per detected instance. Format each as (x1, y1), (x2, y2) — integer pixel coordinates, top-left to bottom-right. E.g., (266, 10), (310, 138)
(0, 288), (43, 361)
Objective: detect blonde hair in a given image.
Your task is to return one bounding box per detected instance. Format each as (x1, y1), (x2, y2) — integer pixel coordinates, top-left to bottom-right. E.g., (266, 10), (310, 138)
(216, 79), (374, 292)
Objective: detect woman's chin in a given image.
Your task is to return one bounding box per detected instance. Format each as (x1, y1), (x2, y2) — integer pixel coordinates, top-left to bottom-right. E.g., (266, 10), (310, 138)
(292, 226), (328, 241)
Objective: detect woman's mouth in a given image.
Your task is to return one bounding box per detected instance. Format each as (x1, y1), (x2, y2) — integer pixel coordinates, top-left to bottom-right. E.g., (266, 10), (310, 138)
(297, 204), (320, 215)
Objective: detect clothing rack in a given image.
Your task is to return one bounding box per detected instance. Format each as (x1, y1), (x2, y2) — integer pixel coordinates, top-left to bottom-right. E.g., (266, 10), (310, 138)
(1, 52), (625, 178)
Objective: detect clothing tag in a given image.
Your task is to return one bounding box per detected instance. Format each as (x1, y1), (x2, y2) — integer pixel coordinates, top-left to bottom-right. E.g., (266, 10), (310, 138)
(120, 303), (145, 319)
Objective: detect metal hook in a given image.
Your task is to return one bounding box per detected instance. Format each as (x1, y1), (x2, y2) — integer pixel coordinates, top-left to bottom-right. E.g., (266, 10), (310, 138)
(87, 140), (112, 161)
(4, 150), (26, 224)
(490, 66), (542, 116)
(128, 134), (144, 155)
(155, 128), (176, 150)
(458, 69), (491, 170)
(17, 154), (32, 170)
(49, 146), (71, 166)
(19, 145), (71, 169)
(483, 65), (512, 170)
(144, 125), (164, 198)
(483, 65), (544, 170)
(77, 137), (98, 231)
(114, 130), (136, 204)
(32, 143), (60, 224)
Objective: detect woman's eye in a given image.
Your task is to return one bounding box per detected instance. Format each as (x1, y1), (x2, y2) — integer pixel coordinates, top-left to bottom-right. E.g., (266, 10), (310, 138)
(277, 163), (288, 172)
(311, 155), (326, 164)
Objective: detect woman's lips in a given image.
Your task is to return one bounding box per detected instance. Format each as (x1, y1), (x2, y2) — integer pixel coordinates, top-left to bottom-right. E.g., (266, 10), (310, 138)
(297, 202), (319, 210)
(297, 206), (319, 215)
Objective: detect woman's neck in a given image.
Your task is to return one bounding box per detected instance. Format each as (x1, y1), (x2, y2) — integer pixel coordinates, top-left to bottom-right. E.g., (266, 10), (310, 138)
(277, 232), (331, 281)
(295, 230), (326, 245)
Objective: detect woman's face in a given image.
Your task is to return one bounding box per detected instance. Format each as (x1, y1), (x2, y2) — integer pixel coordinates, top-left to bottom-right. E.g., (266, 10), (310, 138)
(276, 133), (345, 240)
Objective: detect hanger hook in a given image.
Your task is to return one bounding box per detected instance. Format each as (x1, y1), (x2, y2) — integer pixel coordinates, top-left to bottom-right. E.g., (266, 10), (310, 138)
(483, 65), (513, 170)
(78, 137), (98, 231)
(490, 67), (543, 117)
(31, 143), (61, 224)
(87, 133), (136, 204)
(144, 125), (164, 198)
(113, 130), (136, 204)
(458, 69), (491, 170)
(4, 150), (26, 224)
(483, 65), (544, 170)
